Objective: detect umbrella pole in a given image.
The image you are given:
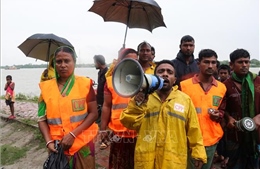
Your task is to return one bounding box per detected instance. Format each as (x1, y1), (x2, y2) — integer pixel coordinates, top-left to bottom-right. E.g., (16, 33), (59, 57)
(123, 26), (128, 48)
(46, 40), (51, 68)
(123, 1), (132, 48)
(47, 40), (51, 61)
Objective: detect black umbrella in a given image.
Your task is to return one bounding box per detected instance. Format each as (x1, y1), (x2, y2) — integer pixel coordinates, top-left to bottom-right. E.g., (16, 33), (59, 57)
(18, 33), (74, 62)
(88, 0), (166, 48)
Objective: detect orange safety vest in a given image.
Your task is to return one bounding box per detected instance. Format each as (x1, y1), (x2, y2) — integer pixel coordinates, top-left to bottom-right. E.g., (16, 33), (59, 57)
(106, 76), (136, 138)
(180, 78), (226, 146)
(40, 76), (98, 155)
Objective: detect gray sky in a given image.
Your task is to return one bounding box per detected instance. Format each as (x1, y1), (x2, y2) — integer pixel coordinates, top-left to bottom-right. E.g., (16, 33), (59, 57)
(1, 0), (259, 66)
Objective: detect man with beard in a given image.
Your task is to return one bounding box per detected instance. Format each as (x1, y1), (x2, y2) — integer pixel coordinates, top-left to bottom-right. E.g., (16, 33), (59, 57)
(219, 49), (260, 169)
(120, 60), (207, 168)
(172, 35), (199, 87)
(180, 49), (226, 169)
(93, 55), (108, 127)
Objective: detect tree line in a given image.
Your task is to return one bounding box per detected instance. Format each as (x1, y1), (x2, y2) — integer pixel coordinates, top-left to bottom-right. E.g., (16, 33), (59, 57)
(1, 59), (260, 69)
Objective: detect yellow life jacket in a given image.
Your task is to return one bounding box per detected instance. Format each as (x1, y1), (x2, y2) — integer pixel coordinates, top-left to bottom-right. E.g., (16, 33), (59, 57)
(39, 77), (98, 155)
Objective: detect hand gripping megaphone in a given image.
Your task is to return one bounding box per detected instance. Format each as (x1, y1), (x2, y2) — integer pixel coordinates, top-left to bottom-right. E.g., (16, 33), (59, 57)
(112, 58), (164, 97)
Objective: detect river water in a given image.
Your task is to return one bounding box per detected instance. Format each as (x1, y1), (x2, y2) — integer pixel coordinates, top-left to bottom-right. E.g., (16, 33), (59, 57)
(1, 68), (99, 96)
(1, 67), (259, 96)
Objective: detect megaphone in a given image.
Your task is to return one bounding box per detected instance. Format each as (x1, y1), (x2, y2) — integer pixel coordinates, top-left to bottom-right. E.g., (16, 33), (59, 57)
(112, 58), (164, 97)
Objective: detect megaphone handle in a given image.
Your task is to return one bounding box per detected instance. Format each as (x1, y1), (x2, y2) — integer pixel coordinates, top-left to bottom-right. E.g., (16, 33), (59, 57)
(135, 92), (148, 106)
(136, 100), (143, 106)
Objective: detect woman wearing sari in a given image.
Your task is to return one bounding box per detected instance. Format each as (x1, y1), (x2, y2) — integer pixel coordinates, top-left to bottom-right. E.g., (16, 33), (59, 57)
(38, 46), (98, 169)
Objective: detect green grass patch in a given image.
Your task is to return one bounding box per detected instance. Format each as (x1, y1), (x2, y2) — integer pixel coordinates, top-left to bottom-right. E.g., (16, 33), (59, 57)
(20, 119), (38, 126)
(1, 93), (39, 103)
(15, 93), (38, 102)
(0, 144), (28, 165)
(33, 128), (46, 150)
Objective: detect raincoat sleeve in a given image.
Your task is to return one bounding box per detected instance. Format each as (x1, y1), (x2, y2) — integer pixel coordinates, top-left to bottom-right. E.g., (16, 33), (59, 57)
(120, 97), (147, 130)
(186, 98), (207, 163)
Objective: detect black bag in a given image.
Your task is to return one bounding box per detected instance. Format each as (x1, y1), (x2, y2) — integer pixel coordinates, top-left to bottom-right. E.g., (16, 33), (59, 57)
(43, 140), (70, 169)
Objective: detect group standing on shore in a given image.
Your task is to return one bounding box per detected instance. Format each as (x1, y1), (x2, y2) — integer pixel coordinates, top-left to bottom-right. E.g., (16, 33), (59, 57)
(5, 34), (260, 169)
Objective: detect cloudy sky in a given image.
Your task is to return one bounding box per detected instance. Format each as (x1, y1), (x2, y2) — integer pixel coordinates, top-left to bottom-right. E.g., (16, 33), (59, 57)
(1, 0), (259, 66)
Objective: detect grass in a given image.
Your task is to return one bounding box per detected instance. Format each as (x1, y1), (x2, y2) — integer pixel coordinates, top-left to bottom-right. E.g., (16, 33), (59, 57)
(20, 118), (38, 126)
(0, 93), (38, 103)
(15, 93), (39, 102)
(0, 144), (28, 165)
(33, 128), (46, 150)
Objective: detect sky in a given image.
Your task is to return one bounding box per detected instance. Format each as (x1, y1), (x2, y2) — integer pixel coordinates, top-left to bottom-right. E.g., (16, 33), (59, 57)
(1, 0), (259, 66)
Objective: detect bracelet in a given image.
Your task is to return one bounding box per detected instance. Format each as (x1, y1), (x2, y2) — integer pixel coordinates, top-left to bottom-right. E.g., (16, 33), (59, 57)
(99, 130), (108, 133)
(46, 140), (54, 148)
(69, 131), (76, 138)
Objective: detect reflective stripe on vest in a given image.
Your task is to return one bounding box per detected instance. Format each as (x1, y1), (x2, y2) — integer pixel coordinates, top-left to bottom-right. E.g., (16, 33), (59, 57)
(47, 118), (62, 125)
(47, 112), (88, 125)
(112, 103), (128, 110)
(70, 113), (88, 123)
(195, 107), (202, 114)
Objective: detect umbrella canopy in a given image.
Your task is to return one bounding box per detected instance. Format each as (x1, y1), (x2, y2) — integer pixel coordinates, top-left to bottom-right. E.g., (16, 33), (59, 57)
(18, 33), (74, 62)
(88, 0), (166, 48)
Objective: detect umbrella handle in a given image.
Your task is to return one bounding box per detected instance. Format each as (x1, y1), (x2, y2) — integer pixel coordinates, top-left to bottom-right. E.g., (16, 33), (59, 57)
(122, 1), (132, 48)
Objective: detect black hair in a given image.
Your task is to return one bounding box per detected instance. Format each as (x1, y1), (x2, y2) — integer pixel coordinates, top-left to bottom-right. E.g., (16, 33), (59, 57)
(137, 41), (152, 52)
(154, 60), (175, 74)
(6, 75), (12, 80)
(119, 48), (137, 61)
(217, 60), (220, 69)
(93, 55), (106, 65)
(151, 46), (155, 54)
(229, 49), (250, 63)
(198, 49), (218, 62)
(180, 35), (194, 44)
(54, 46), (77, 63)
(218, 64), (231, 74)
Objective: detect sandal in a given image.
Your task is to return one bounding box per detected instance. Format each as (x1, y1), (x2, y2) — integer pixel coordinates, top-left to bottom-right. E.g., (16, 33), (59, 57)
(8, 115), (16, 119)
(99, 142), (108, 150)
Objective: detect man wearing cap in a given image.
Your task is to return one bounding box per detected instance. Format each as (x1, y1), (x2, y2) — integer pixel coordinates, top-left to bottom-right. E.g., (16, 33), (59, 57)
(93, 55), (108, 127)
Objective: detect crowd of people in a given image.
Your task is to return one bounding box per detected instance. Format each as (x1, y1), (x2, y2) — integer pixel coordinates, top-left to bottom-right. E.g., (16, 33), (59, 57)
(4, 35), (260, 169)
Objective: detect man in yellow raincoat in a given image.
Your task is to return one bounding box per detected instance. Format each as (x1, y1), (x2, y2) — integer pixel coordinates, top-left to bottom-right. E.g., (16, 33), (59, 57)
(120, 60), (207, 169)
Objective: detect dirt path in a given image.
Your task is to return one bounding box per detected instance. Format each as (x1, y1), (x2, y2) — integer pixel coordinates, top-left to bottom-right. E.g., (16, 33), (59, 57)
(0, 118), (48, 169)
